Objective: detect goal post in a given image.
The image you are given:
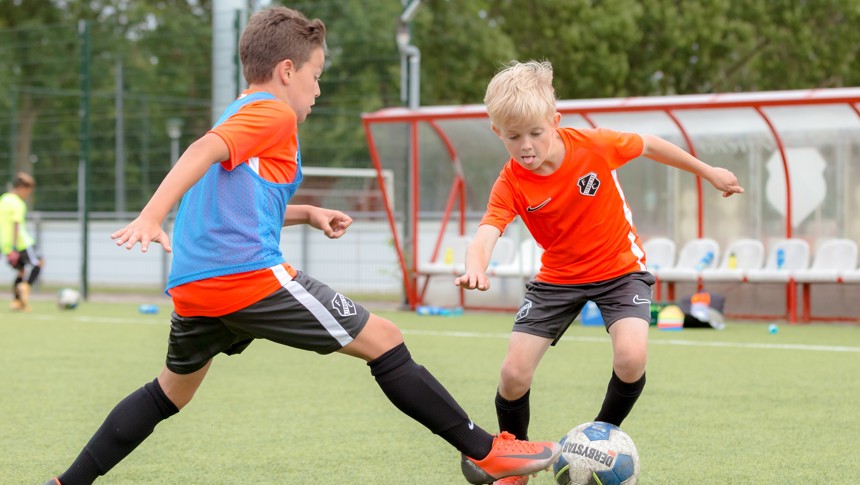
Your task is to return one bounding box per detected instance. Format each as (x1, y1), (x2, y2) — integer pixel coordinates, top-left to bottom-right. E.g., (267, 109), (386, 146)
(295, 166), (394, 213)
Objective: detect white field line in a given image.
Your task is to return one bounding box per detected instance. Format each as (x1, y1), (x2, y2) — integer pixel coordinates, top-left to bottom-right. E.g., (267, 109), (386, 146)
(19, 314), (860, 353)
(400, 329), (860, 353)
(23, 314), (168, 326)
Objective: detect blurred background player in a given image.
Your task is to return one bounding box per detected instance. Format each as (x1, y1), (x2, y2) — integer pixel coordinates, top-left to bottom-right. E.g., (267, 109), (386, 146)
(43, 9), (559, 485)
(455, 60), (743, 485)
(0, 172), (44, 312)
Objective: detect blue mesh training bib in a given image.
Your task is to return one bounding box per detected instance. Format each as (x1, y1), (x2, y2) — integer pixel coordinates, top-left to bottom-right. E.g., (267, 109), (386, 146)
(166, 92), (303, 293)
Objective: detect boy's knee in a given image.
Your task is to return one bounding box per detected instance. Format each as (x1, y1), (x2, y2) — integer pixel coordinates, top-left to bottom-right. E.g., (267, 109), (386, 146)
(613, 357), (646, 383)
(499, 362), (535, 391)
(366, 316), (404, 344)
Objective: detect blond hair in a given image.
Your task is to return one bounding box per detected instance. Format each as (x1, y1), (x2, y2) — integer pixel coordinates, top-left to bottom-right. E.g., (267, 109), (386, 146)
(484, 60), (557, 129)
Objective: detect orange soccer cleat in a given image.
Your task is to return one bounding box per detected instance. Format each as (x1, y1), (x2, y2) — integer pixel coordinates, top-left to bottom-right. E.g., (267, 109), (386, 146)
(493, 474), (530, 484)
(461, 432), (560, 484)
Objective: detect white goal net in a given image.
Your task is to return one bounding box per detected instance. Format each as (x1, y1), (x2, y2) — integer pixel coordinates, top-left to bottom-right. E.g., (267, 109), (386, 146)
(294, 166), (394, 213)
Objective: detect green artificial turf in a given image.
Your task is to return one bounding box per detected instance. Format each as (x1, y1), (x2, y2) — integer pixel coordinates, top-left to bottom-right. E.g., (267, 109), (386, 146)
(2, 300), (858, 483)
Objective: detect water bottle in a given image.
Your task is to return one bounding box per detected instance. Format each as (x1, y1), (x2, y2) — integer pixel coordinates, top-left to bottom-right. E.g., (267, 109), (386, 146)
(776, 248), (785, 270)
(695, 251), (714, 271)
(416, 305), (463, 317)
(138, 304), (159, 314)
(727, 252), (737, 269)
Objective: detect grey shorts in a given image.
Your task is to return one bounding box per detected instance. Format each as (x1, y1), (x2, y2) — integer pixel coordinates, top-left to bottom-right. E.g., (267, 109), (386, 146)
(513, 271), (656, 345)
(166, 271), (370, 374)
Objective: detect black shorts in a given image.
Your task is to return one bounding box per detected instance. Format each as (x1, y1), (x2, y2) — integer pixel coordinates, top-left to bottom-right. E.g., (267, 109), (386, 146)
(166, 271), (370, 374)
(9, 245), (42, 270)
(512, 271), (656, 345)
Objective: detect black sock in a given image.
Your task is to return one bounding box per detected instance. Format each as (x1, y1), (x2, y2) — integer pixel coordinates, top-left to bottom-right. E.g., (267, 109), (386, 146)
(369, 343), (493, 459)
(594, 370), (646, 427)
(495, 389), (530, 440)
(13, 276), (22, 299)
(27, 265), (41, 285)
(57, 378), (179, 485)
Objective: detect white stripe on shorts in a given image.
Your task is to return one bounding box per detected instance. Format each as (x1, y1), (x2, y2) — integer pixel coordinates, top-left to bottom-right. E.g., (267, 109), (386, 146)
(269, 264), (354, 347)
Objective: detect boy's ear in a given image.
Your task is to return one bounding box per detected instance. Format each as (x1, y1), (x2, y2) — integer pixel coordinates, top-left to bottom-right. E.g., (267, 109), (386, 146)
(278, 59), (295, 83)
(490, 123), (501, 137)
(552, 112), (561, 128)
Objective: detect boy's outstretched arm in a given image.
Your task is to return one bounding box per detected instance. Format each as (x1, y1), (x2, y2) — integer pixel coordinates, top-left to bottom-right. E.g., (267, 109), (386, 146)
(112, 133), (229, 252)
(284, 204), (353, 239)
(641, 134), (744, 197)
(455, 225), (501, 291)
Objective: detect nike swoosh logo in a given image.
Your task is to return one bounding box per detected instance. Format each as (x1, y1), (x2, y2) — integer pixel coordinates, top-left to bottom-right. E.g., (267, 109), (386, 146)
(632, 295), (651, 305)
(526, 198), (552, 212)
(499, 446), (554, 460)
(468, 420), (475, 430)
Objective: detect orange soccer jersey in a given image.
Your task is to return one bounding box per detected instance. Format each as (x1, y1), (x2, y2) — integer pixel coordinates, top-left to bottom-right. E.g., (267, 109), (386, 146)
(169, 90), (300, 317)
(480, 127), (647, 285)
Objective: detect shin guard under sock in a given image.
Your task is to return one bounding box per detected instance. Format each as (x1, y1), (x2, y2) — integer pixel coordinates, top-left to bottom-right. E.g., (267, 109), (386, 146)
(57, 378), (179, 485)
(594, 370), (646, 427)
(28, 265), (41, 285)
(13, 276), (22, 299)
(495, 389), (530, 440)
(369, 343), (493, 459)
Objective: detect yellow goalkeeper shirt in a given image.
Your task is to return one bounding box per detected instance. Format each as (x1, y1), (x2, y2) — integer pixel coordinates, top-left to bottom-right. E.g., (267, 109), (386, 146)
(0, 192), (34, 254)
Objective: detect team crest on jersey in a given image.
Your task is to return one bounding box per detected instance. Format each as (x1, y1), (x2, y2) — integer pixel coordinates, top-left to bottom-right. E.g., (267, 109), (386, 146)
(331, 293), (357, 317)
(516, 299), (533, 321)
(577, 172), (600, 196)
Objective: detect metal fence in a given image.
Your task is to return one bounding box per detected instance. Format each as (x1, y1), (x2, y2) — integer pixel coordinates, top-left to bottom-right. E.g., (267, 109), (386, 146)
(0, 211), (403, 298)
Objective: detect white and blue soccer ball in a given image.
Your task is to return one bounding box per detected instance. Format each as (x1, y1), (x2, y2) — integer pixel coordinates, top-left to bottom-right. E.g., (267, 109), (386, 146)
(553, 421), (640, 485)
(57, 288), (81, 310)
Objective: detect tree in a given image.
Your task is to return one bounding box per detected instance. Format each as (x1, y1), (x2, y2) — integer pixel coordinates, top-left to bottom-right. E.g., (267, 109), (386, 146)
(485, 0), (860, 98)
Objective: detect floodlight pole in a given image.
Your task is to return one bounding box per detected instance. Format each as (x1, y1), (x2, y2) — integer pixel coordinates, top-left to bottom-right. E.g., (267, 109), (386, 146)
(397, 1), (421, 110)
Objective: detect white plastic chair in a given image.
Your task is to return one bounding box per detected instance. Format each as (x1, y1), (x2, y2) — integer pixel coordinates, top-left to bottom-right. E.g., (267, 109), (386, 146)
(488, 238), (543, 278)
(417, 235), (471, 276)
(700, 239), (765, 282)
(658, 238), (720, 282)
(794, 238), (858, 321)
(841, 262), (860, 283)
(794, 238), (858, 283)
(746, 239), (811, 283)
(642, 237), (676, 277)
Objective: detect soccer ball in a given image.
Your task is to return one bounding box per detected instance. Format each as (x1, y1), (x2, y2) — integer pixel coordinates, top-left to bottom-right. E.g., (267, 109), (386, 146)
(57, 288), (81, 310)
(553, 421), (640, 485)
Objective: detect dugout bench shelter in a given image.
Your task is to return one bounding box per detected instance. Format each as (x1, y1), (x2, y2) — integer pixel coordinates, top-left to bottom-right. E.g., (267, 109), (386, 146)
(362, 88), (860, 323)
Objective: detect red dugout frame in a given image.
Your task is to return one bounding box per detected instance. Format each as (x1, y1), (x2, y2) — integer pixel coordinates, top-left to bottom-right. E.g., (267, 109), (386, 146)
(362, 88), (860, 322)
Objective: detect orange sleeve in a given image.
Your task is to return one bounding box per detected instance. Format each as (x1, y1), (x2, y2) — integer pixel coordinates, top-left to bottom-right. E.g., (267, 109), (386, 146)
(479, 168), (519, 233)
(581, 128), (643, 169)
(209, 101), (297, 171)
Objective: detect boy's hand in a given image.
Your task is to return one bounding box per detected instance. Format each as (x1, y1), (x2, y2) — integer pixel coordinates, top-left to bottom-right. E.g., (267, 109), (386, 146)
(455, 270), (491, 291)
(6, 250), (19, 267)
(111, 217), (172, 253)
(707, 167), (744, 197)
(309, 208), (352, 239)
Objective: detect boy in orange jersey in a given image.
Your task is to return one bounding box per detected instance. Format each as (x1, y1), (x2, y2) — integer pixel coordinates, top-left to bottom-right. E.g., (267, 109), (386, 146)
(455, 60), (744, 485)
(44, 11), (559, 485)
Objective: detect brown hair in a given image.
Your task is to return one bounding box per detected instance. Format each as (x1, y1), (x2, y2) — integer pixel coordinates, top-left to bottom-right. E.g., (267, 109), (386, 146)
(12, 172), (35, 188)
(239, 6), (327, 84)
